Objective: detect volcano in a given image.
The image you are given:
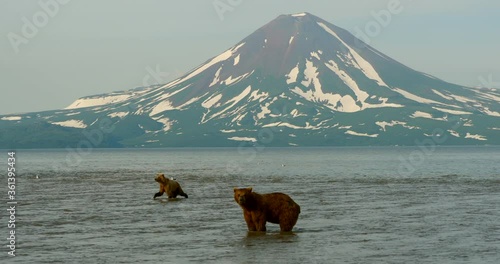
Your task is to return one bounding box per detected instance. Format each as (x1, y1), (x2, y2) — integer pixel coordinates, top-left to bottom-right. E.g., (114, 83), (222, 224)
(1, 12), (499, 148)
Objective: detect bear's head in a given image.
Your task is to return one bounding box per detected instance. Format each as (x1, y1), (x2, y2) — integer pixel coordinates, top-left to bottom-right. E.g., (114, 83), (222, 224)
(155, 173), (168, 184)
(234, 187), (253, 206)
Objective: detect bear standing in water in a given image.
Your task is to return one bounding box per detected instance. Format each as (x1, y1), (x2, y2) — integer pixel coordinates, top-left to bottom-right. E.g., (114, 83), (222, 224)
(153, 173), (188, 199)
(234, 187), (300, 232)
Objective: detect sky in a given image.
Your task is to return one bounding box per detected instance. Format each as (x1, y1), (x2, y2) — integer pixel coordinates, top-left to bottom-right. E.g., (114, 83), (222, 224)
(1, 0), (499, 115)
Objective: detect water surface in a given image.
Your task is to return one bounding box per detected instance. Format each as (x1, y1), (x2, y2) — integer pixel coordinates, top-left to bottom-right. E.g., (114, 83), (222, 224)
(3, 147), (499, 263)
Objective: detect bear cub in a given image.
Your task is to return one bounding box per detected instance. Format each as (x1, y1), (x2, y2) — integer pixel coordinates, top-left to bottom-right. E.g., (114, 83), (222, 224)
(154, 173), (188, 199)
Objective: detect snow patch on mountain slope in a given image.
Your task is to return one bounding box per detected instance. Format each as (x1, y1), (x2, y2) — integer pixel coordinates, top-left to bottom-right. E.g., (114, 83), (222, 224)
(228, 136), (257, 142)
(411, 111), (432, 119)
(202, 94), (223, 109)
(481, 108), (500, 117)
(368, 98), (404, 109)
(231, 112), (247, 124)
(291, 89), (312, 102)
(167, 42), (246, 87)
(295, 60), (364, 112)
(290, 109), (307, 117)
(442, 92), (498, 116)
(210, 67), (222, 87)
(432, 107), (472, 115)
(410, 111), (446, 121)
(233, 54), (240, 66)
(262, 122), (320, 130)
(301, 60), (317, 87)
(286, 64), (299, 84)
(345, 130), (378, 138)
(150, 100), (176, 116)
(392, 88), (442, 105)
(310, 51), (321, 60)
(291, 13), (307, 17)
(223, 71), (252, 86)
(208, 86), (252, 121)
(150, 84), (192, 104)
(465, 133), (487, 141)
(51, 119), (87, 128)
(178, 96), (203, 109)
(471, 89), (500, 102)
(88, 119), (98, 126)
(257, 103), (272, 120)
(448, 130), (460, 137)
(338, 95), (359, 112)
(325, 60), (368, 103)
(289, 36), (295, 45)
(146, 85), (197, 115)
(66, 94), (131, 110)
(462, 119), (473, 127)
(256, 97), (278, 120)
(154, 117), (173, 132)
(249, 90), (269, 103)
(317, 22), (388, 87)
(432, 89), (454, 100)
(376, 121), (419, 131)
(108, 112), (129, 118)
(1, 116), (22, 121)
(448, 94), (476, 104)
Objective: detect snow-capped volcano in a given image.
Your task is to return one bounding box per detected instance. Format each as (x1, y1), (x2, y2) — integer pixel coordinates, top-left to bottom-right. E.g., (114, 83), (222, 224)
(1, 12), (499, 148)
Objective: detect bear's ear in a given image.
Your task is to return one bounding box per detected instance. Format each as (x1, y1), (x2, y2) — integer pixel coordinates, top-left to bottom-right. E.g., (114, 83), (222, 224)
(248, 187), (252, 192)
(233, 187), (238, 192)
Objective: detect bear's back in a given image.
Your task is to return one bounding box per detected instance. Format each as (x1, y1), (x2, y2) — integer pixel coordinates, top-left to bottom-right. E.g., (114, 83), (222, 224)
(165, 180), (181, 193)
(260, 192), (300, 223)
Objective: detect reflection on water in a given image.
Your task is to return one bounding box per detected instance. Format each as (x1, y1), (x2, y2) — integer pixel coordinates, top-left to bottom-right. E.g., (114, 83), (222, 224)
(4, 147), (500, 263)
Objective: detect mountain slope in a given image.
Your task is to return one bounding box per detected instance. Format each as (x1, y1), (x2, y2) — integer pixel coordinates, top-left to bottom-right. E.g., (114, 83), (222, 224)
(1, 12), (499, 148)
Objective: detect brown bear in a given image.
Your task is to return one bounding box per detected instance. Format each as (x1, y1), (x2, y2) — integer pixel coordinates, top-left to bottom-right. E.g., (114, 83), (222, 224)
(153, 173), (188, 199)
(234, 187), (300, 232)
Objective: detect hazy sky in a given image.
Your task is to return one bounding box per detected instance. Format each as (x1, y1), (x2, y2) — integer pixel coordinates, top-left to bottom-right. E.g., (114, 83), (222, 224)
(1, 0), (499, 115)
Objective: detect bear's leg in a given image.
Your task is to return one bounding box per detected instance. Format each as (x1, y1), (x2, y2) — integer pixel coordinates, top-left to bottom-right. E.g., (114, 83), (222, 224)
(166, 189), (177, 199)
(279, 209), (300, 232)
(279, 222), (294, 232)
(252, 212), (267, 232)
(178, 187), (188, 198)
(244, 211), (257, 231)
(154, 185), (167, 199)
(153, 191), (164, 199)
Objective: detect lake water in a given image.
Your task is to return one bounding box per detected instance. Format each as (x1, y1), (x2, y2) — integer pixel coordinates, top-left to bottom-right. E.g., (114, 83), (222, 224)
(2, 147), (500, 263)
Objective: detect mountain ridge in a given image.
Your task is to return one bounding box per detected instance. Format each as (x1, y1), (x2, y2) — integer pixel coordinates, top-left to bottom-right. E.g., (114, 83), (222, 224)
(1, 12), (499, 148)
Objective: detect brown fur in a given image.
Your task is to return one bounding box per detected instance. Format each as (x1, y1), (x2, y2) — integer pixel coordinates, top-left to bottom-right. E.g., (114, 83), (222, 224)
(234, 187), (300, 232)
(153, 173), (188, 199)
